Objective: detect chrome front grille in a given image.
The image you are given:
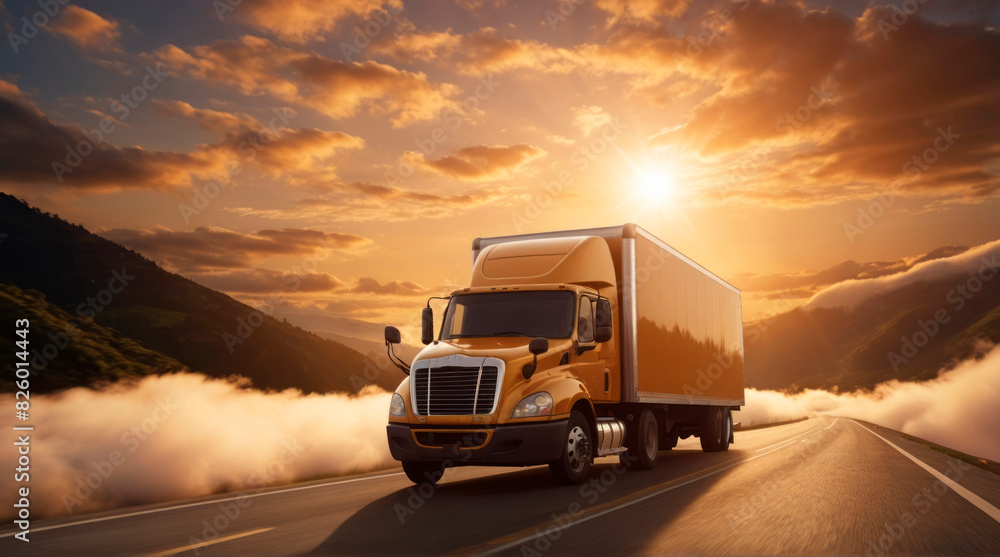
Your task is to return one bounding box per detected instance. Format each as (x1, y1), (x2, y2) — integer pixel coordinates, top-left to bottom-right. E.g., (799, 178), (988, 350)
(413, 364), (499, 415)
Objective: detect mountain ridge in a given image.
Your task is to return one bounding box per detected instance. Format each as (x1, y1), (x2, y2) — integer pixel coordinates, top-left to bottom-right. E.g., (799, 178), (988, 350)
(0, 192), (399, 394)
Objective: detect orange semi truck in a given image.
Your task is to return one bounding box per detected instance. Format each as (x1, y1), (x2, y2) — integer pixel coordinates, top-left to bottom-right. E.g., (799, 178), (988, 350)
(384, 224), (744, 485)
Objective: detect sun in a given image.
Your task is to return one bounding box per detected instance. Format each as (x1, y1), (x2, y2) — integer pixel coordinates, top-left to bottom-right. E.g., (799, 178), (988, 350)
(636, 170), (674, 202)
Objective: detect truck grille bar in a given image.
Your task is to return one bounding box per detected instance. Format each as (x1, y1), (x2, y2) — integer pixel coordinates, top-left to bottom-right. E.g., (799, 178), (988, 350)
(414, 363), (499, 415)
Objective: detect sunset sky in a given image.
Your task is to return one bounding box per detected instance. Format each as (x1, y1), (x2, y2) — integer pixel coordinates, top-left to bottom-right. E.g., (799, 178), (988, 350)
(2, 0), (999, 337)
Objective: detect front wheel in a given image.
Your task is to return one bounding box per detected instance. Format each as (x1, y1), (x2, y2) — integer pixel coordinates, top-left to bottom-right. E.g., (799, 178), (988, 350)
(402, 461), (445, 485)
(549, 411), (593, 485)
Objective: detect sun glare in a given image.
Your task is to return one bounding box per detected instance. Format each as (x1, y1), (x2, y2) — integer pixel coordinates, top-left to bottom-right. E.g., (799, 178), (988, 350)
(637, 170), (673, 202)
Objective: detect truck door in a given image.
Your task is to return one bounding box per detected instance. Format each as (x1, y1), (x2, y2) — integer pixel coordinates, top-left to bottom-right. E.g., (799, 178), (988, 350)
(573, 294), (615, 402)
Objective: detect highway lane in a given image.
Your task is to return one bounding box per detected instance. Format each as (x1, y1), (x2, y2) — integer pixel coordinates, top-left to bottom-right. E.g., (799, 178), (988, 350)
(2, 416), (999, 555)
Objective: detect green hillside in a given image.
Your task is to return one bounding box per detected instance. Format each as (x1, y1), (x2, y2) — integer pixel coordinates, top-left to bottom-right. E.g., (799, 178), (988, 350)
(0, 193), (400, 394)
(0, 282), (183, 391)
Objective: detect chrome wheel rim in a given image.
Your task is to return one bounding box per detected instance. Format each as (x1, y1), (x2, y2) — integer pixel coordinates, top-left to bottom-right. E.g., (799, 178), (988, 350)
(566, 425), (590, 473)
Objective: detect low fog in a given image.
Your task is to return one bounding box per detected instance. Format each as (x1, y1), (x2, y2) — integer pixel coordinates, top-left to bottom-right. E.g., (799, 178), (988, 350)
(736, 342), (1000, 461)
(4, 344), (998, 519)
(804, 238), (1000, 310)
(1, 375), (394, 518)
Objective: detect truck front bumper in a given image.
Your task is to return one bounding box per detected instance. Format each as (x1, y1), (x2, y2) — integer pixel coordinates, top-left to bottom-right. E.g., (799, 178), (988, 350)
(386, 420), (567, 466)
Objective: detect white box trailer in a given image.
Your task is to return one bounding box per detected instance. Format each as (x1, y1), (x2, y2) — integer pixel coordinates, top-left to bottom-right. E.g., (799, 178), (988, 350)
(386, 223), (745, 485)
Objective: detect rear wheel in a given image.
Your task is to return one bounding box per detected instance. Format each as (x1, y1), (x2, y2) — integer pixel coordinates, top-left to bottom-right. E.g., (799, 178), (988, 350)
(700, 407), (732, 452)
(549, 411), (593, 485)
(402, 461), (445, 485)
(620, 409), (658, 470)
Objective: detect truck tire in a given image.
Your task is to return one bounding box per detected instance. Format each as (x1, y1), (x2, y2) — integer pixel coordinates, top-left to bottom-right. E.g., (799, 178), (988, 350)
(402, 461), (445, 485)
(700, 407), (732, 452)
(549, 411), (593, 485)
(621, 409), (658, 470)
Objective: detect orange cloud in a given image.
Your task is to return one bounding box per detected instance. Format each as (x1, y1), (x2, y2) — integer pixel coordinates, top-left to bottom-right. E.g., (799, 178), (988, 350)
(370, 27), (581, 74)
(151, 100), (261, 136)
(606, 1), (1000, 201)
(225, 181), (507, 222)
(594, 0), (693, 23)
(228, 0), (400, 43)
(46, 5), (122, 52)
(155, 36), (459, 127)
(0, 80), (228, 192)
(190, 269), (345, 294)
(408, 143), (546, 181)
(102, 226), (370, 272)
(352, 277), (429, 296)
(572, 105), (613, 136)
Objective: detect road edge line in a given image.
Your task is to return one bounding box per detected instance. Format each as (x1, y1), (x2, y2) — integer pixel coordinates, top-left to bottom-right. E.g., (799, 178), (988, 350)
(0, 472), (405, 539)
(852, 420), (1000, 524)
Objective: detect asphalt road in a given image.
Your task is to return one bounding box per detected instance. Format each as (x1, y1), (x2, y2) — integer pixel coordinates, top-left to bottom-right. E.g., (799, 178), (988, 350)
(3, 416), (999, 556)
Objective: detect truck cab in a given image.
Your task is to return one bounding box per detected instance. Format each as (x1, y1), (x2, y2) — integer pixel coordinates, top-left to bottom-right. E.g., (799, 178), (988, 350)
(386, 226), (744, 485)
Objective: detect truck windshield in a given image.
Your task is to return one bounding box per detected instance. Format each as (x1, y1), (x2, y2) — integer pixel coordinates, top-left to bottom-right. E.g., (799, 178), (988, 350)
(441, 291), (576, 339)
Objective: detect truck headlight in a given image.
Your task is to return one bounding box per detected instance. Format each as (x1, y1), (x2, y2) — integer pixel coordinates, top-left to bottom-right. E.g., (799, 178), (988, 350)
(511, 392), (553, 418)
(389, 393), (406, 417)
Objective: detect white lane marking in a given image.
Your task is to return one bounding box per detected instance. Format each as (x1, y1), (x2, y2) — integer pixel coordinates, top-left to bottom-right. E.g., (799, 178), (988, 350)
(0, 472), (405, 539)
(853, 421), (1000, 524)
(477, 422), (827, 556)
(756, 417), (833, 451)
(144, 527), (273, 556)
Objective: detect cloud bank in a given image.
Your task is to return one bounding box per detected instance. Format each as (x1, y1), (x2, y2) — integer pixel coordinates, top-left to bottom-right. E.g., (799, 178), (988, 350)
(735, 342), (1000, 462)
(804, 238), (1000, 310)
(0, 374), (394, 519)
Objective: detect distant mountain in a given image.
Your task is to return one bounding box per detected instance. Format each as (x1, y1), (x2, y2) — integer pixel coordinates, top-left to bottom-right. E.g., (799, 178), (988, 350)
(745, 246), (1000, 391)
(0, 193), (399, 394)
(315, 331), (421, 365)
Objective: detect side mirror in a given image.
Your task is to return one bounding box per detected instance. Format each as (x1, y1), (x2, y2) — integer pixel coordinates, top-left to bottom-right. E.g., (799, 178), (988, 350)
(596, 326), (612, 343)
(595, 299), (613, 343)
(523, 338), (549, 380)
(529, 338), (549, 355)
(421, 307), (434, 345)
(383, 326), (409, 375)
(385, 326), (401, 345)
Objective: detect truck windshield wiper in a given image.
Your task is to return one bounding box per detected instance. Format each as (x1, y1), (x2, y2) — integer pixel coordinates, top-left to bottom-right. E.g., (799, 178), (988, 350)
(491, 331), (530, 337)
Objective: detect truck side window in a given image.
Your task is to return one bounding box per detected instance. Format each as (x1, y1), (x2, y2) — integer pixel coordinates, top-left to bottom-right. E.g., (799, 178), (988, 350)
(578, 297), (595, 343)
